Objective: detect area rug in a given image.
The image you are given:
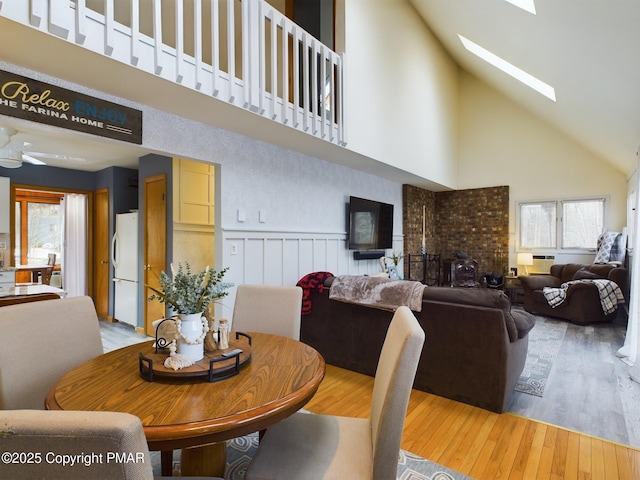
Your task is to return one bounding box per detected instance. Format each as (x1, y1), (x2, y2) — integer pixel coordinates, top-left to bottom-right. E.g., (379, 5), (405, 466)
(514, 316), (568, 397)
(152, 432), (473, 479)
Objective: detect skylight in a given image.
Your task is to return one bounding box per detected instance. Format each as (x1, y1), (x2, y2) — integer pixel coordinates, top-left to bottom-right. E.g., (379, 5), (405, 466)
(504, 0), (536, 15)
(458, 35), (556, 102)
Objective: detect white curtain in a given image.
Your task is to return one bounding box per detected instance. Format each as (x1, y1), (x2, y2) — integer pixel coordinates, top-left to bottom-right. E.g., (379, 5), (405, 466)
(62, 194), (88, 297)
(617, 157), (640, 383)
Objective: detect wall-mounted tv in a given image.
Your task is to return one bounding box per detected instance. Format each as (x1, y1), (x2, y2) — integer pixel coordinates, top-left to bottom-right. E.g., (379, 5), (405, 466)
(348, 196), (394, 250)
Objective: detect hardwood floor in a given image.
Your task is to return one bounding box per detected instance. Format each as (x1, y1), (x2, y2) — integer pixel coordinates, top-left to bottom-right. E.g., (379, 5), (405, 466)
(99, 319), (640, 480)
(305, 365), (640, 480)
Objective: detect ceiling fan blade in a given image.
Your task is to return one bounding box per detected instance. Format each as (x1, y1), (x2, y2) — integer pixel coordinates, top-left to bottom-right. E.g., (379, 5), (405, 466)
(22, 154), (47, 166)
(25, 151), (86, 163)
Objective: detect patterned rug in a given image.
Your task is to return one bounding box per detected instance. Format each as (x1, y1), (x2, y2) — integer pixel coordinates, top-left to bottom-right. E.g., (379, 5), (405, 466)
(514, 316), (568, 397)
(152, 432), (473, 479)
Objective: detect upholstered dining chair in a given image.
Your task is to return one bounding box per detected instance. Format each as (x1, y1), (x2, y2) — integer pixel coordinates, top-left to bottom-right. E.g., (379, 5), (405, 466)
(0, 410), (224, 480)
(0, 410), (155, 479)
(0, 296), (103, 409)
(244, 305), (425, 480)
(231, 285), (303, 340)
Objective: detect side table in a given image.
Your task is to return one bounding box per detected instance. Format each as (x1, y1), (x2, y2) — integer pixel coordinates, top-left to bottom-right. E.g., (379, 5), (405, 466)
(505, 276), (524, 304)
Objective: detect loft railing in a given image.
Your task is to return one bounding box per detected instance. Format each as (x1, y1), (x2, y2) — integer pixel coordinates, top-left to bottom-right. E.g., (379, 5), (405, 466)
(0, 0), (345, 145)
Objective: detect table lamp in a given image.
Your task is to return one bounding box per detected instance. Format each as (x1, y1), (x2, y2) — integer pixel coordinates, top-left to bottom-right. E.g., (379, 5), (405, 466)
(516, 252), (534, 275)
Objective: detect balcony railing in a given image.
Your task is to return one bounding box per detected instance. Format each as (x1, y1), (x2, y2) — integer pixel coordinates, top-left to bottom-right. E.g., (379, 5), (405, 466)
(0, 0), (345, 145)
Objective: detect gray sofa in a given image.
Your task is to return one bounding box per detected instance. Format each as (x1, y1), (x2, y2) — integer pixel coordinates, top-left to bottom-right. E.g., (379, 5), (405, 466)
(300, 277), (536, 413)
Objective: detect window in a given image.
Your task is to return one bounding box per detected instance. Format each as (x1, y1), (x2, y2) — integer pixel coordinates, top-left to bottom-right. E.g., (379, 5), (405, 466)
(561, 199), (604, 249)
(520, 202), (556, 249)
(518, 198), (605, 250)
(14, 190), (64, 265)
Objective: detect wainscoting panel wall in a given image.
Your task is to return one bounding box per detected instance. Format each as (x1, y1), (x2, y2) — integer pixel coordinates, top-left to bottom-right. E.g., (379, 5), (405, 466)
(220, 228), (404, 316)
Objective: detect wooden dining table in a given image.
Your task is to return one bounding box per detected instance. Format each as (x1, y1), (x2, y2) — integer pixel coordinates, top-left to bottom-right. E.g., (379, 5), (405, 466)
(45, 332), (325, 477)
(15, 264), (52, 283)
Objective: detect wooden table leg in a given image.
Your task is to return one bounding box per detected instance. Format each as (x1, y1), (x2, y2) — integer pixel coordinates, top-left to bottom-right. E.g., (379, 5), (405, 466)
(161, 450), (173, 476)
(181, 443), (227, 477)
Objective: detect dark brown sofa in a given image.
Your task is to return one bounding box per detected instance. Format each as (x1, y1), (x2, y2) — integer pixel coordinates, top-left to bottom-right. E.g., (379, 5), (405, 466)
(519, 263), (628, 325)
(300, 279), (535, 413)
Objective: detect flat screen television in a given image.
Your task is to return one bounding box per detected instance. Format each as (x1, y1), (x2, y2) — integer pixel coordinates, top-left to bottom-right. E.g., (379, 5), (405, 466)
(348, 196), (394, 250)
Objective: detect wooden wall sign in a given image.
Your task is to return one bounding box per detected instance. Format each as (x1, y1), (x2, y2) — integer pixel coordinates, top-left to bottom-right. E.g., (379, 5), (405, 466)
(0, 69), (142, 144)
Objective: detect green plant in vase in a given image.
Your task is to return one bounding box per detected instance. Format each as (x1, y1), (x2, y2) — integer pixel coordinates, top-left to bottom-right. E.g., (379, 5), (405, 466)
(148, 263), (232, 363)
(148, 262), (232, 315)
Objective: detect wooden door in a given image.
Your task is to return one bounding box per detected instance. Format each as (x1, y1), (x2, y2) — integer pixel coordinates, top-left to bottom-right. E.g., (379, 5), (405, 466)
(93, 188), (110, 320)
(143, 174), (167, 336)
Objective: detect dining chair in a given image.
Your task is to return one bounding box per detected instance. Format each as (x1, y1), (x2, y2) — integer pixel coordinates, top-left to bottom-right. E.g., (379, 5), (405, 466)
(33, 253), (57, 284)
(0, 410), (155, 479)
(244, 305), (425, 480)
(0, 410), (224, 480)
(39, 266), (54, 285)
(0, 296), (103, 410)
(231, 285), (303, 340)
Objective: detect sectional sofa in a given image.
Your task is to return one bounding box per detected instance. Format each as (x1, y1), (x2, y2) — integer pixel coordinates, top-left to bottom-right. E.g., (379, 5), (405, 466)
(300, 276), (536, 413)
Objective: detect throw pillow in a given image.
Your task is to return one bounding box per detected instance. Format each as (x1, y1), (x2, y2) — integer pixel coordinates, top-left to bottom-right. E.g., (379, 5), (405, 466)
(609, 233), (626, 263)
(573, 268), (600, 280)
(594, 231), (619, 264)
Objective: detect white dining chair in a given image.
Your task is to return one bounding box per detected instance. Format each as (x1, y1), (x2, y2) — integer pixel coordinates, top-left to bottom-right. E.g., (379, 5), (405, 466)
(231, 285), (303, 340)
(244, 305), (425, 480)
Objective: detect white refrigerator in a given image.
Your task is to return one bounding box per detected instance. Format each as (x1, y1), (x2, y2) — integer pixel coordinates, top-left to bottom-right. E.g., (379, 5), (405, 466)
(112, 212), (139, 327)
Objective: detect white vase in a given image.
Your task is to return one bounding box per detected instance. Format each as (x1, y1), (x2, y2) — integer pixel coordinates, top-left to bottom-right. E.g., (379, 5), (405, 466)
(177, 312), (205, 361)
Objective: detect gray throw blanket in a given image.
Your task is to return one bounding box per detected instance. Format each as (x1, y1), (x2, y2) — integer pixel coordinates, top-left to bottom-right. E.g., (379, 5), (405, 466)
(543, 279), (625, 315)
(329, 275), (425, 312)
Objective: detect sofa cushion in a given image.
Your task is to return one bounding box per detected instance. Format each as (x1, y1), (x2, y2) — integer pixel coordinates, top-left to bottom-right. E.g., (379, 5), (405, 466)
(573, 267), (601, 280)
(422, 287), (529, 342)
(422, 286), (509, 310)
(553, 263), (615, 283)
(511, 310), (536, 339)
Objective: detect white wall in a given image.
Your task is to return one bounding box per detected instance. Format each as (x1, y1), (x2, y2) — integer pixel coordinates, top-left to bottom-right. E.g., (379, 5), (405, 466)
(0, 62), (403, 317)
(143, 109), (405, 315)
(458, 72), (629, 267)
(338, 0), (459, 188)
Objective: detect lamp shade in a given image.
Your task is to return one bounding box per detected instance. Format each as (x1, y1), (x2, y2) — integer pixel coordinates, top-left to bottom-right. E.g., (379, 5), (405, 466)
(516, 253), (534, 266)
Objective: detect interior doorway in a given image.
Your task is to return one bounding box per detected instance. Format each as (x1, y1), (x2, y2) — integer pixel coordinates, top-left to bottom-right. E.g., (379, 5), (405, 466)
(11, 185), (92, 296)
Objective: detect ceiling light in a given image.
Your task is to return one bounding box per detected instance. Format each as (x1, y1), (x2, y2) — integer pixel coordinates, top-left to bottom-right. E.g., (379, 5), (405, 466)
(504, 0), (536, 15)
(0, 149), (22, 168)
(458, 35), (555, 101)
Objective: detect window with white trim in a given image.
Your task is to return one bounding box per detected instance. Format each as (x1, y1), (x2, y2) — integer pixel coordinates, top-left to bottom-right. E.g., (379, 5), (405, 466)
(518, 198), (605, 250)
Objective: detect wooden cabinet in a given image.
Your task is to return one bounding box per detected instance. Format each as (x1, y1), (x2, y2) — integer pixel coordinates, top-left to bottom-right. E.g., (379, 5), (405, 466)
(173, 159), (215, 227)
(171, 158), (215, 282)
(0, 177), (9, 233)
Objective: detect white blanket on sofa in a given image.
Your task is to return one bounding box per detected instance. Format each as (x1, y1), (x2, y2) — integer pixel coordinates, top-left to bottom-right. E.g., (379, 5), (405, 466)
(329, 275), (425, 312)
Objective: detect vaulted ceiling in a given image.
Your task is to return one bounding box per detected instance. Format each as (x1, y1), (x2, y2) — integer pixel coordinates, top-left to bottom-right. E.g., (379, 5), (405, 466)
(0, 0), (638, 178)
(410, 0), (640, 175)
